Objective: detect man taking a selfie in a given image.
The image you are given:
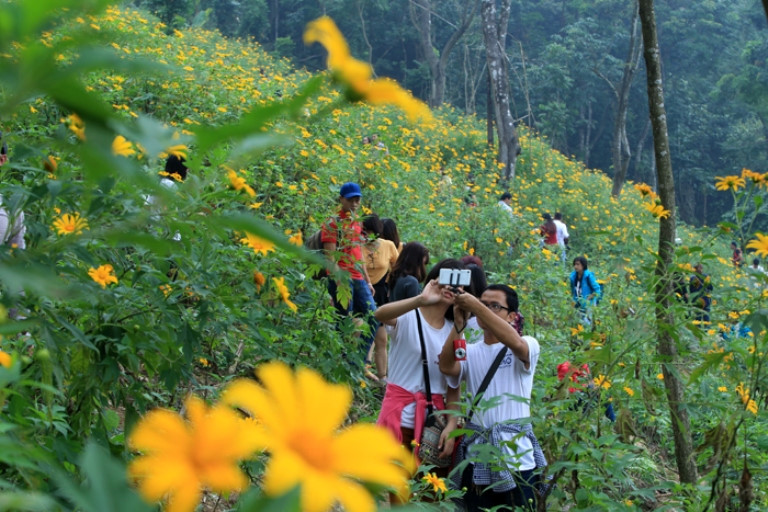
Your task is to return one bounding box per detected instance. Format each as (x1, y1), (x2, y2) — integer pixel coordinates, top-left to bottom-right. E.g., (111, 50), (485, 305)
(439, 284), (546, 511)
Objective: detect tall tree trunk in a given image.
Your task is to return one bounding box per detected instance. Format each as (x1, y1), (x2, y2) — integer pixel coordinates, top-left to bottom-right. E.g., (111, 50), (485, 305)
(601, 4), (642, 197)
(409, 0), (478, 107)
(638, 0), (699, 485)
(480, 0), (519, 181)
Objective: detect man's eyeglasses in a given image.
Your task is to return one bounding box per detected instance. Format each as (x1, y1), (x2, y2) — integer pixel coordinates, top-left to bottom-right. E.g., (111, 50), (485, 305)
(482, 302), (509, 313)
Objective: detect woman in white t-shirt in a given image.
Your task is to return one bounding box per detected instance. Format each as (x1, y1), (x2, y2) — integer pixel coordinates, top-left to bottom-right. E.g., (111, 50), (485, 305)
(375, 259), (465, 482)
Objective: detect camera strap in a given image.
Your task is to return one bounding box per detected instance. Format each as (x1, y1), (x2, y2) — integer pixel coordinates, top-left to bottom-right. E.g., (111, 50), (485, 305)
(466, 345), (508, 422)
(414, 309), (435, 417)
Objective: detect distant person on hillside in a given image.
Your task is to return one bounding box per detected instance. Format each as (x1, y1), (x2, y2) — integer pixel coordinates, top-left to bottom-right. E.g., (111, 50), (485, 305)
(689, 262), (713, 323)
(322, 182), (378, 366)
(540, 213), (557, 247)
(498, 192), (516, 219)
(570, 256), (602, 326)
(0, 130), (25, 251)
(381, 217), (403, 253)
(388, 242), (429, 302)
(362, 213), (399, 382)
(749, 258), (766, 288)
(553, 212), (570, 263)
(731, 241), (744, 267)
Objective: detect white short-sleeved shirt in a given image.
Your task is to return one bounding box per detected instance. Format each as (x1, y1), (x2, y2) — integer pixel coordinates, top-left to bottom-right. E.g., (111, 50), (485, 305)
(388, 308), (454, 428)
(554, 219), (569, 247)
(447, 336), (541, 470)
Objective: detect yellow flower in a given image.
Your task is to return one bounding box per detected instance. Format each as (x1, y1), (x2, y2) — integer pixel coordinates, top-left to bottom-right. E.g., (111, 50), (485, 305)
(643, 202), (670, 219)
(227, 169), (256, 197)
(64, 113), (86, 140)
(304, 17), (432, 122)
(288, 231), (303, 246)
(88, 264), (118, 288)
(128, 395), (263, 512)
(161, 144), (188, 160)
(272, 277), (298, 312)
(746, 399), (758, 415)
(623, 387), (634, 397)
(0, 349), (11, 368)
(657, 373), (664, 380)
(714, 175), (746, 191)
(741, 168), (766, 186)
(253, 270), (266, 290)
(221, 362), (414, 512)
(593, 374), (611, 390)
(746, 233), (768, 258)
(112, 135), (136, 157)
(43, 155), (58, 173)
(718, 386), (728, 392)
(240, 232), (275, 256)
(52, 212), (89, 235)
(422, 472), (447, 493)
(570, 324), (584, 337)
(198, 358), (209, 367)
(159, 284), (172, 298)
(633, 183), (654, 197)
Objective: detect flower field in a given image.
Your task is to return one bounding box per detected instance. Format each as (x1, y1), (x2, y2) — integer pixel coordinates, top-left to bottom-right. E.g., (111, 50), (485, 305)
(0, 1), (766, 510)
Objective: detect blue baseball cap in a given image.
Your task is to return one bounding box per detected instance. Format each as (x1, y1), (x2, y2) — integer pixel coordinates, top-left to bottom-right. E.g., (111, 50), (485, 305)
(340, 182), (362, 199)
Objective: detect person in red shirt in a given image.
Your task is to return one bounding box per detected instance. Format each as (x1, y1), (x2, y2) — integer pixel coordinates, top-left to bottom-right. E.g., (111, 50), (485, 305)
(321, 182), (378, 365)
(731, 241), (744, 267)
(540, 213), (557, 246)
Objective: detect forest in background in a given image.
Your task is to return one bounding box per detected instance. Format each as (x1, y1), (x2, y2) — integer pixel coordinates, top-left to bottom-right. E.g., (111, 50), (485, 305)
(133, 0), (768, 228)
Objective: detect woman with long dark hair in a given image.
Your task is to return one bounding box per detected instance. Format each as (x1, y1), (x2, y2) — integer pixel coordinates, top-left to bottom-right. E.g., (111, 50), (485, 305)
(388, 241), (430, 302)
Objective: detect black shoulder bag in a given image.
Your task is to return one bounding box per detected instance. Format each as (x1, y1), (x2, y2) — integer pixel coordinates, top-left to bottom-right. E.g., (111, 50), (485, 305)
(415, 309), (452, 468)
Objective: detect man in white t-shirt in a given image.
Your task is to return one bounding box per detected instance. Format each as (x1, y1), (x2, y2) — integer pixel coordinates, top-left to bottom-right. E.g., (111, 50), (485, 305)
(498, 192), (515, 219)
(439, 284), (545, 511)
(553, 212), (569, 264)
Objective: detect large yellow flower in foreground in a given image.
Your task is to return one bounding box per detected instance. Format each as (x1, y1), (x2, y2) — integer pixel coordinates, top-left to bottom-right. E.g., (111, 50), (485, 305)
(222, 362), (413, 512)
(240, 232), (275, 255)
(52, 212), (89, 235)
(715, 175), (746, 192)
(746, 233), (768, 258)
(88, 264), (118, 288)
(304, 16), (431, 123)
(128, 395), (263, 512)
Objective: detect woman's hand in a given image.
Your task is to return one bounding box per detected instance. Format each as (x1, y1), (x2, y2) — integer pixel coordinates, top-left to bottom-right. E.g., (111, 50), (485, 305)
(438, 423), (456, 458)
(420, 279), (445, 306)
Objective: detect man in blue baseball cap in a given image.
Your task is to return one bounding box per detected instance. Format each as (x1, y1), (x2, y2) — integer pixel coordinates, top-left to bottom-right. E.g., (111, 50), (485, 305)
(322, 181), (378, 369)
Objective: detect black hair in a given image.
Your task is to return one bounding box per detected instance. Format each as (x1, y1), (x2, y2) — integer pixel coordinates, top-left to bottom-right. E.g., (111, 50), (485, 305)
(754, 258), (760, 266)
(542, 212), (553, 221)
(165, 155), (188, 180)
(362, 213), (383, 236)
(484, 284), (519, 313)
(555, 212), (563, 220)
(0, 130), (6, 156)
(500, 192), (512, 201)
(381, 218), (400, 248)
(731, 241), (739, 248)
(465, 263), (487, 299)
(389, 242), (429, 290)
(572, 256), (588, 270)
(424, 258), (465, 321)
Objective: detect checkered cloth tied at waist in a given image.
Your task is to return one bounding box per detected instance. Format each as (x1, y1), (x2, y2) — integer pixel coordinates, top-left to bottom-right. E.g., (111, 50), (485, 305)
(452, 421), (547, 492)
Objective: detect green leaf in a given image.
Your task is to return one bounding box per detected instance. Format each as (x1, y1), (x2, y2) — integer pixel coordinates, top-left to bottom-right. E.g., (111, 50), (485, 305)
(236, 486), (301, 512)
(688, 351), (728, 384)
(0, 492), (58, 512)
